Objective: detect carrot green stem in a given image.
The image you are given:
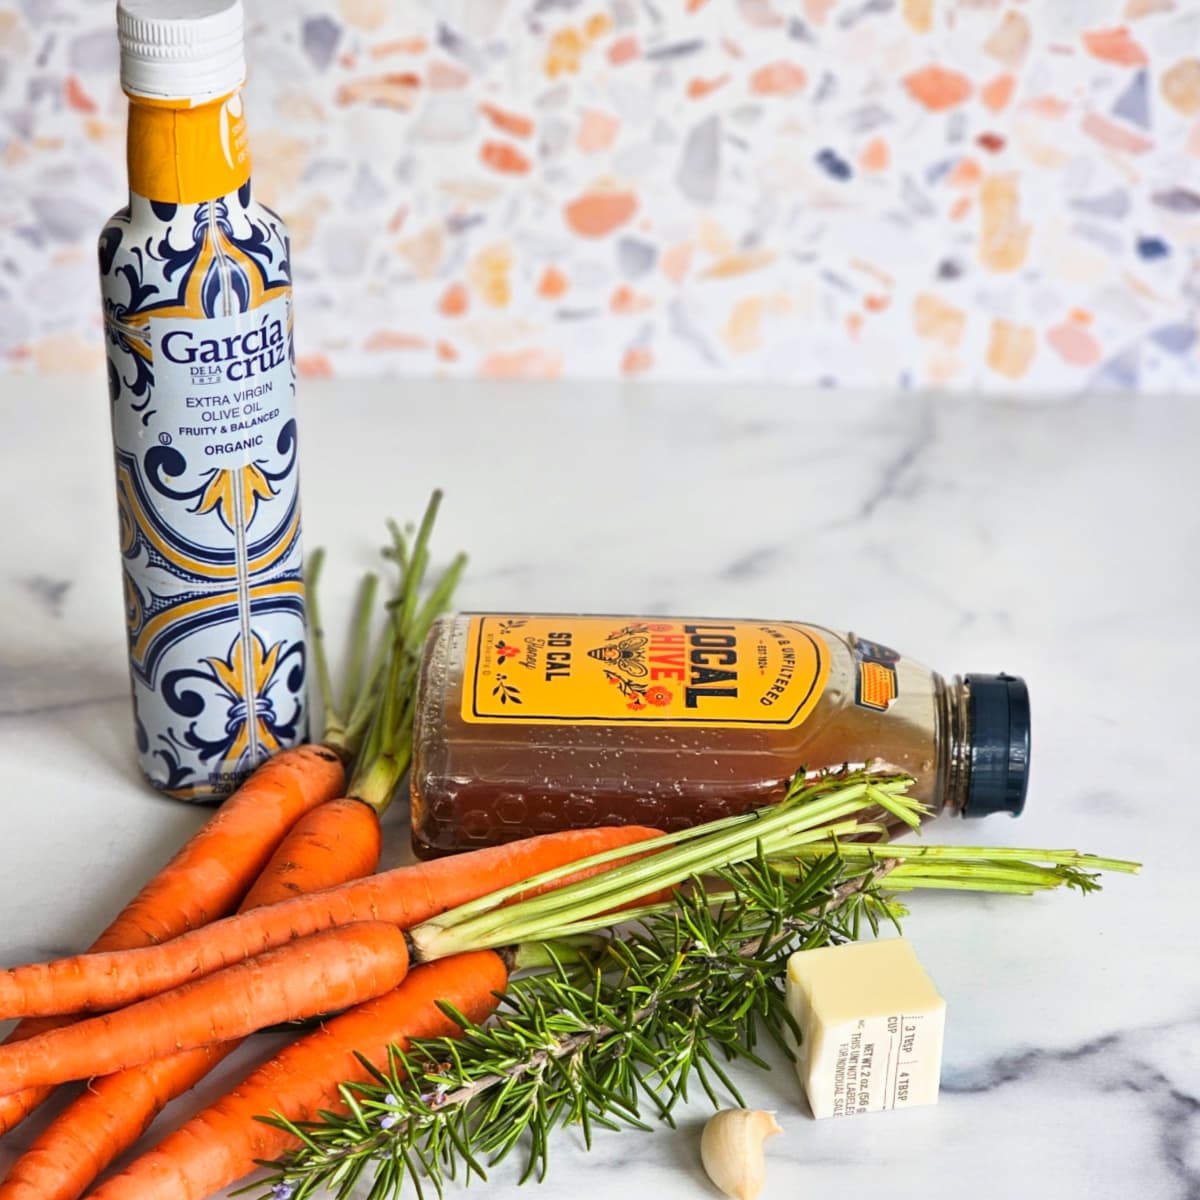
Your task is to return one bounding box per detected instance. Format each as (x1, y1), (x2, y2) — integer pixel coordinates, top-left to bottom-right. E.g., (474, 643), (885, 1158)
(338, 572), (381, 731)
(306, 549), (390, 760)
(866, 782), (924, 830)
(779, 840), (1140, 874)
(426, 779), (909, 939)
(411, 775), (913, 959)
(412, 554), (467, 643)
(305, 549), (342, 750)
(884, 877), (1044, 894)
(511, 938), (608, 972)
(411, 770), (1141, 964)
(346, 492), (467, 814)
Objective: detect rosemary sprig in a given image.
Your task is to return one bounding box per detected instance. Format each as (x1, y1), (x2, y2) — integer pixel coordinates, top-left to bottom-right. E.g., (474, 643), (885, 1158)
(253, 792), (1138, 1200)
(254, 854), (894, 1200)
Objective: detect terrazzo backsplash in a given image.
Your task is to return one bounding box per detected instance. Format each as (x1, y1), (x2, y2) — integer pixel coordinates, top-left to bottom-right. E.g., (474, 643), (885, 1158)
(3, 0), (1199, 389)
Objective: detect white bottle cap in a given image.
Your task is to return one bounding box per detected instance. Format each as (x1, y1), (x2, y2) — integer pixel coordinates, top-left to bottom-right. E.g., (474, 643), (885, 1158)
(118, 0), (246, 103)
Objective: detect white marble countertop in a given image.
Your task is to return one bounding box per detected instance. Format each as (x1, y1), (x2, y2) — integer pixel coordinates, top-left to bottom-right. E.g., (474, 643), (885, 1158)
(0, 378), (1194, 1199)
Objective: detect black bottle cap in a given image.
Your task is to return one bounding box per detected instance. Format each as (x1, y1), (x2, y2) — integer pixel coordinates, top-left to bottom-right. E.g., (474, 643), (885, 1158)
(963, 674), (1030, 818)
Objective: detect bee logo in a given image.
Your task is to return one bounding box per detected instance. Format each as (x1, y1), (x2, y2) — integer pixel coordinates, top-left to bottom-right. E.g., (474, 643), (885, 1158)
(587, 636), (648, 678)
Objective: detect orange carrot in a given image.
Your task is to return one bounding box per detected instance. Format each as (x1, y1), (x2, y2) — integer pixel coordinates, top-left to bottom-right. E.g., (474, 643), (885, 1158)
(0, 825), (661, 1019)
(0, 923), (411, 1096)
(89, 744), (347, 946)
(0, 743), (345, 1135)
(0, 498), (454, 1148)
(87, 951), (508, 1200)
(0, 1044), (232, 1200)
(0, 790), (379, 1200)
(239, 796), (382, 909)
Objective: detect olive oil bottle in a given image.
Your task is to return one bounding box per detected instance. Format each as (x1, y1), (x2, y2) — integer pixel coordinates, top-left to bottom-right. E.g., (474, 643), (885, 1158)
(100, 0), (306, 800)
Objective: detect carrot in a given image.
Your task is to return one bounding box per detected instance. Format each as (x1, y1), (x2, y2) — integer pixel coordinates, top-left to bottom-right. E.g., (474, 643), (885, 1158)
(0, 1044), (232, 1200)
(0, 787), (894, 1141)
(0, 788), (382, 1200)
(0, 824), (662, 1020)
(238, 796), (383, 909)
(87, 951), (508, 1200)
(0, 500), (467, 1184)
(0, 923), (411, 1095)
(0, 742), (345, 1136)
(88, 744), (347, 947)
(0, 494), (458, 1136)
(239, 491), (464, 911)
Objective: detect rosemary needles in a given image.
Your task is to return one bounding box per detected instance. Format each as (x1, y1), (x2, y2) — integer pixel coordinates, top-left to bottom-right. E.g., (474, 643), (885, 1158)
(254, 769), (1138, 1200)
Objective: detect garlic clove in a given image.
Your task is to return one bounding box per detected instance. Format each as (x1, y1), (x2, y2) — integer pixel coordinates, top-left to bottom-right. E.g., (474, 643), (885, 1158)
(700, 1108), (783, 1200)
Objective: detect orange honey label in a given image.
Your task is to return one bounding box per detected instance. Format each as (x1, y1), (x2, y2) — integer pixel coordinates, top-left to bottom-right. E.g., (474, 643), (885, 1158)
(462, 615), (830, 726)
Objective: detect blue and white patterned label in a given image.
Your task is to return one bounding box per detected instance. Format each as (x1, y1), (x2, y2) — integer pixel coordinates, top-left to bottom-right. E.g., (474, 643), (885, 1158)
(100, 183), (307, 800)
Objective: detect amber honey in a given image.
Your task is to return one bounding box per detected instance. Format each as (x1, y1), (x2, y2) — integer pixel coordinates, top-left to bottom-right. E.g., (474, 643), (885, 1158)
(410, 614), (1029, 858)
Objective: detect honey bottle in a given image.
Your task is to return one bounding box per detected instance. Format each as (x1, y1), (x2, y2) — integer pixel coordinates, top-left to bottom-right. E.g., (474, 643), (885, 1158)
(410, 614), (1030, 858)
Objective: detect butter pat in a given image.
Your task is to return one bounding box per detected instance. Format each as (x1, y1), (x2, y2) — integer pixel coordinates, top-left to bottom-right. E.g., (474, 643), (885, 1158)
(786, 938), (945, 1119)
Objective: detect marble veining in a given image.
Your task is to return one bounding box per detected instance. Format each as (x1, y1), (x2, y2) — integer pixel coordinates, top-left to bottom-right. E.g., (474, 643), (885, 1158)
(939, 1022), (1200, 1198)
(0, 379), (1195, 1198)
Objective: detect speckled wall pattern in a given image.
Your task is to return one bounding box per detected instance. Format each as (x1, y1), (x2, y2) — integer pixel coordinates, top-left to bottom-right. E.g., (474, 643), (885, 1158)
(2, 0), (1198, 389)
